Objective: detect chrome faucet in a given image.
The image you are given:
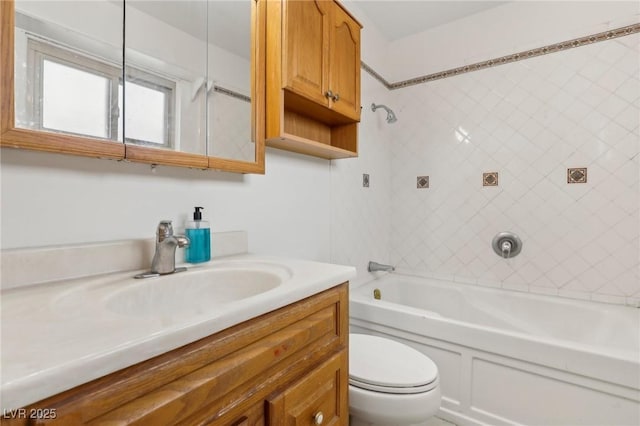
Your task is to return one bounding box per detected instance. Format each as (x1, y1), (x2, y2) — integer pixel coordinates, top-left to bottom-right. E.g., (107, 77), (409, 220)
(150, 220), (190, 274)
(368, 261), (395, 273)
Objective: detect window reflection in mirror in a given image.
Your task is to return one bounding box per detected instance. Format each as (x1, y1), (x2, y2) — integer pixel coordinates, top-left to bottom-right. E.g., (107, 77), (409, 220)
(13, 0), (123, 143)
(124, 0), (207, 154)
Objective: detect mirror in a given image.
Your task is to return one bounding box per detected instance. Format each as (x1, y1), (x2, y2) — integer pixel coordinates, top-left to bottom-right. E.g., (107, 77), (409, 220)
(2, 0), (264, 173)
(124, 0), (207, 158)
(12, 0), (123, 144)
(124, 0), (255, 164)
(207, 1), (254, 163)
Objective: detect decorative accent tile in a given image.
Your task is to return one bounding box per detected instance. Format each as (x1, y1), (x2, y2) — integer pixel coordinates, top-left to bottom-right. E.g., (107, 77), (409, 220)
(361, 23), (640, 90)
(483, 172), (499, 187)
(363, 173), (370, 188)
(567, 168), (587, 184)
(417, 176), (429, 189)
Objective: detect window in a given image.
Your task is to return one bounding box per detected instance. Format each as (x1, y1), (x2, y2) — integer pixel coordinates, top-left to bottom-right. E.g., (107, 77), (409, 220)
(28, 38), (175, 147)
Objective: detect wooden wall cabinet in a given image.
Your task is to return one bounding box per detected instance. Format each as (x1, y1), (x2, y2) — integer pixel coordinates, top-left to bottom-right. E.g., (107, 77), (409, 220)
(1, 284), (348, 426)
(262, 0), (362, 160)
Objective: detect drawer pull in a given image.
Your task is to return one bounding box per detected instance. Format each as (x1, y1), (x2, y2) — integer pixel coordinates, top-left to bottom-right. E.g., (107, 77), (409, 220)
(313, 411), (324, 425)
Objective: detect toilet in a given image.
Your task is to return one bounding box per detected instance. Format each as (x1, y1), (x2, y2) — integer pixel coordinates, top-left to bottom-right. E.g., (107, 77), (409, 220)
(349, 334), (441, 426)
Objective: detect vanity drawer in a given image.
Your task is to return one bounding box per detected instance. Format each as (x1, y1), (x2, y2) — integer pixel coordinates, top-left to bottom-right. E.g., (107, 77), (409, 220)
(267, 350), (348, 426)
(1, 284), (348, 426)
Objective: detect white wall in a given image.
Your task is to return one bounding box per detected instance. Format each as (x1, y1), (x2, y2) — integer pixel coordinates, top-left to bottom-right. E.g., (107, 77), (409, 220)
(382, 1), (639, 82)
(0, 148), (331, 263)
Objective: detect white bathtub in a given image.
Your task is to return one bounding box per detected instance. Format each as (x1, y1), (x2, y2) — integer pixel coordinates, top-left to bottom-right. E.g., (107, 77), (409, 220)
(349, 274), (640, 426)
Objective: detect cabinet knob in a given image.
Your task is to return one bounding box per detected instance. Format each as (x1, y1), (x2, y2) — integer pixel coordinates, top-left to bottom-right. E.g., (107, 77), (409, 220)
(325, 90), (334, 99)
(332, 93), (340, 102)
(313, 411), (324, 425)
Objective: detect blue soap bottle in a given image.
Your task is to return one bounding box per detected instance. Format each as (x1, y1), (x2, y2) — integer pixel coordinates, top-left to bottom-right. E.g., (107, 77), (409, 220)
(185, 207), (211, 263)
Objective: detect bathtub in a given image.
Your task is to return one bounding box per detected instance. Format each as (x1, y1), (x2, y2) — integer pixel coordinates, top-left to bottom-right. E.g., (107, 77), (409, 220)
(349, 274), (640, 426)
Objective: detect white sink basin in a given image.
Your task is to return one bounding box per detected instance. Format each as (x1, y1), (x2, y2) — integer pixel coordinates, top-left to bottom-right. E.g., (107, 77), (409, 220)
(106, 267), (283, 317)
(51, 261), (292, 318)
(2, 254), (356, 412)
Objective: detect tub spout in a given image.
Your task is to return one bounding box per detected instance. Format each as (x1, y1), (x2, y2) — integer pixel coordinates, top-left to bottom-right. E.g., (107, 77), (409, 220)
(368, 261), (395, 273)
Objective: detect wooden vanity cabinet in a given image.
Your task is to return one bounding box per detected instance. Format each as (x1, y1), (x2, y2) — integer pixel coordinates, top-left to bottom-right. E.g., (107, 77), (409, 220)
(1, 284), (349, 426)
(262, 0), (362, 159)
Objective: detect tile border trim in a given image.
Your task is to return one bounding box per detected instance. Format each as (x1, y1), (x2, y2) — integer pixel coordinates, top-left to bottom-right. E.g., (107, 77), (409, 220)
(360, 62), (393, 90)
(213, 85), (251, 103)
(362, 23), (640, 90)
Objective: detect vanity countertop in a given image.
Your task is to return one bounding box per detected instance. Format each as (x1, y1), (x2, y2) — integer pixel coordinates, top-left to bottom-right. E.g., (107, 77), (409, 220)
(0, 254), (356, 411)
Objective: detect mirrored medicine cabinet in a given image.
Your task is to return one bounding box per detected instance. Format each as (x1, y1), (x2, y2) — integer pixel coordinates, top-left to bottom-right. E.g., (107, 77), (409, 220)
(0, 0), (265, 174)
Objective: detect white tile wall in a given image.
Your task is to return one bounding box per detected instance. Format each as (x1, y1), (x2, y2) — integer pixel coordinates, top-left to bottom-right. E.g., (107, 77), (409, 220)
(330, 72), (392, 284)
(208, 91), (254, 162)
(387, 34), (640, 305)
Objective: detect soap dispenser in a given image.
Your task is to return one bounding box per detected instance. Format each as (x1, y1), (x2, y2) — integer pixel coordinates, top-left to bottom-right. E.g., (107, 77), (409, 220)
(185, 207), (211, 263)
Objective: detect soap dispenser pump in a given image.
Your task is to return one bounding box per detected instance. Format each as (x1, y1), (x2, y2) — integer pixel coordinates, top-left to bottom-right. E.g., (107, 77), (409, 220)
(185, 207), (211, 263)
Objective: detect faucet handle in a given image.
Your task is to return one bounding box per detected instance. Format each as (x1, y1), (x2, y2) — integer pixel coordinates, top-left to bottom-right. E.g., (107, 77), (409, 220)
(157, 220), (174, 242)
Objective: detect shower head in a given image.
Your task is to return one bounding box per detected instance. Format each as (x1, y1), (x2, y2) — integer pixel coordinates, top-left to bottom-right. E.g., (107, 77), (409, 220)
(371, 103), (397, 123)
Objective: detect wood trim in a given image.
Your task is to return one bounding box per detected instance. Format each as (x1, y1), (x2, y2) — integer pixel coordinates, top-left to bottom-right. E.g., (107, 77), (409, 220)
(264, 0), (284, 140)
(250, 0), (266, 175)
(125, 144), (208, 169)
(1, 128), (125, 160)
(208, 156), (265, 174)
(334, 0), (363, 29)
(1, 0), (16, 135)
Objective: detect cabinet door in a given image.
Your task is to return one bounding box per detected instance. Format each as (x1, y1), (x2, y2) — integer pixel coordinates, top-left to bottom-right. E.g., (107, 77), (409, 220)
(328, 4), (361, 121)
(282, 0), (331, 107)
(267, 350), (348, 426)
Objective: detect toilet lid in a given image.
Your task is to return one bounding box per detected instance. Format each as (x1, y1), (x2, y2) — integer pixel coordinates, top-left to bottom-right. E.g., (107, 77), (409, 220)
(349, 334), (438, 394)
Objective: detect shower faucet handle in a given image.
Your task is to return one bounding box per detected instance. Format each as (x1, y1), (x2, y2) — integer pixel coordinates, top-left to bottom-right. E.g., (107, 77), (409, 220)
(492, 232), (522, 259)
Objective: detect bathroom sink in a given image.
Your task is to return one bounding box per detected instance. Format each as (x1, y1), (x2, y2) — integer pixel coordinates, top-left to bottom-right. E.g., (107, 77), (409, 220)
(106, 267), (285, 317)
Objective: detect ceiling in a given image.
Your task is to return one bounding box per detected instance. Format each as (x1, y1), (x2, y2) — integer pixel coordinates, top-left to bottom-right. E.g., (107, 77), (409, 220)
(127, 1), (509, 60)
(354, 1), (509, 41)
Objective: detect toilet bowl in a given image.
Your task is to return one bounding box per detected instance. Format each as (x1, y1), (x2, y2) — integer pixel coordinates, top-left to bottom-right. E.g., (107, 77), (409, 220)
(349, 334), (441, 426)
